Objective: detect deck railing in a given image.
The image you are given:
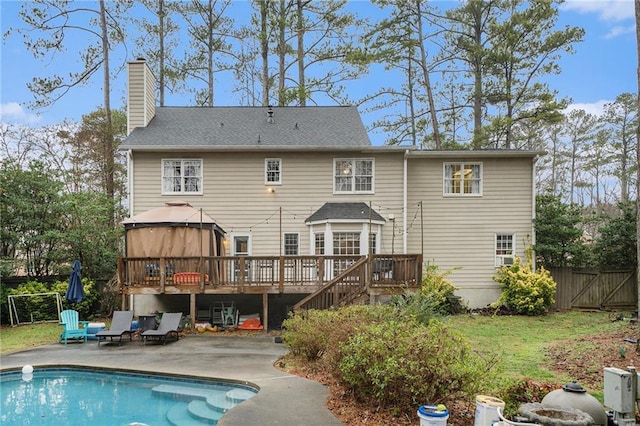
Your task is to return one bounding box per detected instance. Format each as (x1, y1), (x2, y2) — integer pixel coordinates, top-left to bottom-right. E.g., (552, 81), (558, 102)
(118, 254), (422, 294)
(293, 254), (423, 311)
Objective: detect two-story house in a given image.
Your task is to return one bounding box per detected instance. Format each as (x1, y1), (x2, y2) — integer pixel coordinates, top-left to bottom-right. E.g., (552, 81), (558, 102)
(120, 59), (543, 328)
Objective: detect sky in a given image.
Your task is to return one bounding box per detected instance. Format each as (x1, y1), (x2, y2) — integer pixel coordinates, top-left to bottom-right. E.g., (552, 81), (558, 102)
(0, 0), (637, 146)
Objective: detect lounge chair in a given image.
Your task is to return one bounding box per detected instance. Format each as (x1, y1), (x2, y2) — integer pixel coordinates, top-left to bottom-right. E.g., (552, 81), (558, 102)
(96, 311), (134, 346)
(141, 312), (182, 345)
(59, 309), (89, 345)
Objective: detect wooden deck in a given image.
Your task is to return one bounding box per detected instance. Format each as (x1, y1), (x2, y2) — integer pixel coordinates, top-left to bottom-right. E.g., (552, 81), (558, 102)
(118, 254), (423, 330)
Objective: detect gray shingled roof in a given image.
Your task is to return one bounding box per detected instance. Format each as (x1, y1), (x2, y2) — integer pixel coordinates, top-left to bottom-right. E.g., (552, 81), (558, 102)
(121, 106), (371, 149)
(305, 202), (386, 224)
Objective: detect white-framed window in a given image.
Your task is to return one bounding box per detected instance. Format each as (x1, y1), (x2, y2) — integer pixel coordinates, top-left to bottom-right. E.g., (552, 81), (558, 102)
(314, 233), (325, 255)
(368, 233), (377, 255)
(233, 235), (251, 256)
(495, 233), (515, 267)
(162, 159), (203, 194)
(443, 162), (482, 196)
(333, 232), (361, 255)
(283, 233), (299, 255)
(265, 158), (282, 185)
(334, 158), (374, 193)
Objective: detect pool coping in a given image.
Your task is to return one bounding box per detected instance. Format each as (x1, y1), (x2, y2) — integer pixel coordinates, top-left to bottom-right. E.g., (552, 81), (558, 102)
(0, 334), (343, 425)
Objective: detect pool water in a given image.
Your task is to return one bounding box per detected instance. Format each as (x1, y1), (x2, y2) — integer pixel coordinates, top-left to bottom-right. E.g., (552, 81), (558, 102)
(0, 367), (257, 425)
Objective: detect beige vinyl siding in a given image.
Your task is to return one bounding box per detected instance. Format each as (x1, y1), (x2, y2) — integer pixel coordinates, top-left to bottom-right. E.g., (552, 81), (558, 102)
(144, 67), (155, 125)
(127, 61), (156, 135)
(127, 62), (145, 135)
(128, 148), (537, 307)
(130, 151), (405, 257)
(406, 156), (535, 307)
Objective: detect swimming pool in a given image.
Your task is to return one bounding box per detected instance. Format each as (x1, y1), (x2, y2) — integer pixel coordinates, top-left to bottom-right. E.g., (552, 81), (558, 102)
(0, 366), (258, 425)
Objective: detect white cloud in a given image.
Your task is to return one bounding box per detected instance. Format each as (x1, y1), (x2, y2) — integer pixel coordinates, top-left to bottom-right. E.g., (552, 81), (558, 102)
(0, 102), (40, 124)
(561, 0), (635, 22)
(603, 24), (635, 39)
(565, 99), (610, 116)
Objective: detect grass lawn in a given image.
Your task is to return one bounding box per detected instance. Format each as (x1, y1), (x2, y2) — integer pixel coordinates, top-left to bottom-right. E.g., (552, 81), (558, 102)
(4, 310), (636, 426)
(446, 310), (626, 384)
(1, 322), (62, 355)
(1, 310), (635, 387)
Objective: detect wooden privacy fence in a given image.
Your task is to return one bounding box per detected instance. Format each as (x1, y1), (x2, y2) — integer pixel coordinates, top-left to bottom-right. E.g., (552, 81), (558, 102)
(549, 267), (638, 310)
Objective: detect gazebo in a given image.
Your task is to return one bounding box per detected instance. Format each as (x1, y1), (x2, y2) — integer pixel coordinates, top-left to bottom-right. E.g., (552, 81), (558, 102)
(122, 200), (225, 260)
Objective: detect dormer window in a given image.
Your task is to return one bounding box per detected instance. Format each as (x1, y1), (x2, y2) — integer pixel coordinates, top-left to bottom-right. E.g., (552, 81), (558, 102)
(162, 159), (203, 194)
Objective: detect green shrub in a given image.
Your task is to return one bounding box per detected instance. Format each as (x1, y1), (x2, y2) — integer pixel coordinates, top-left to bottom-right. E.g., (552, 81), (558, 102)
(493, 257), (556, 315)
(281, 305), (392, 363)
(390, 291), (441, 325)
(51, 278), (100, 320)
(499, 378), (559, 416)
(3, 281), (51, 324)
(338, 320), (494, 413)
(420, 263), (462, 314)
(1, 279), (100, 325)
(0, 284), (12, 324)
(281, 309), (336, 361)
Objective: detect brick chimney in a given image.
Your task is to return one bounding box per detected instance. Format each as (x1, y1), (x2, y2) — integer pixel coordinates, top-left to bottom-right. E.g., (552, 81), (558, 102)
(127, 58), (156, 135)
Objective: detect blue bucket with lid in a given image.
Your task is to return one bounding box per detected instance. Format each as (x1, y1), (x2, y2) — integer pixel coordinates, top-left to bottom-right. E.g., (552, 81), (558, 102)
(417, 405), (449, 426)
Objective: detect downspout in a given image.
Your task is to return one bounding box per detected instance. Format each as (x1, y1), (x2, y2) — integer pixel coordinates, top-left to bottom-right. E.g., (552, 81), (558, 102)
(127, 150), (134, 217)
(403, 150), (409, 254)
(127, 149), (134, 312)
(531, 155), (539, 271)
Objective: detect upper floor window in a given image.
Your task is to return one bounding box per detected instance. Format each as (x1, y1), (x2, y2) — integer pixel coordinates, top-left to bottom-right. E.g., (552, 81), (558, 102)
(495, 233), (515, 267)
(334, 158), (374, 193)
(162, 159), (203, 194)
(265, 158), (281, 185)
(443, 162), (482, 196)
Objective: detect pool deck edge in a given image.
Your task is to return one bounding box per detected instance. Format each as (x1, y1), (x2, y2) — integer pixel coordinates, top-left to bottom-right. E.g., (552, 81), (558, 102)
(0, 334), (343, 426)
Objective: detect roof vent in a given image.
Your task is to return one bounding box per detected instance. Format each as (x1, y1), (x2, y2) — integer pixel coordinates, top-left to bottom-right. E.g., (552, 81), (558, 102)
(267, 105), (274, 124)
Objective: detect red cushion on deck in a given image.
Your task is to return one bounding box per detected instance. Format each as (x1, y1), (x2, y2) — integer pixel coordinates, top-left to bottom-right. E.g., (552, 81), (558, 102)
(238, 317), (264, 330)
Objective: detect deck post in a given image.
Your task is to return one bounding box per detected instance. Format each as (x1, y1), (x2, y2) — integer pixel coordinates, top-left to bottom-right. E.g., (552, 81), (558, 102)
(189, 293), (196, 332)
(262, 293), (269, 332)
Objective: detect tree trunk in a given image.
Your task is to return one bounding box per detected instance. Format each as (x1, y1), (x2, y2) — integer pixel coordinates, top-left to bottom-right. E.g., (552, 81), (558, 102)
(277, 0), (286, 106)
(634, 0), (640, 352)
(472, 7), (483, 149)
(415, 0), (441, 149)
(207, 0), (214, 106)
(260, 0), (269, 106)
(407, 41), (417, 147)
(296, 0), (305, 106)
(159, 0), (165, 106)
(99, 0), (115, 227)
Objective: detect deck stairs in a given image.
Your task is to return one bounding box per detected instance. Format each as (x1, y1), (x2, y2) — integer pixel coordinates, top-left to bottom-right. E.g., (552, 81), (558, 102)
(293, 256), (369, 311)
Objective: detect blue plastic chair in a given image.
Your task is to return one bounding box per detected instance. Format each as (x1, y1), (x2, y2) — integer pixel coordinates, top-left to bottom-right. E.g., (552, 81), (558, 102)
(59, 309), (89, 345)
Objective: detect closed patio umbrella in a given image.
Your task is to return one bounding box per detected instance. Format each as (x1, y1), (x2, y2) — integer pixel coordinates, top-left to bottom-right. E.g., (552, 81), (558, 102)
(65, 260), (85, 304)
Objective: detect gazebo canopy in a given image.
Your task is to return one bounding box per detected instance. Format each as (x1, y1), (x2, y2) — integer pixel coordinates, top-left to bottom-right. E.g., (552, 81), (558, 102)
(122, 201), (225, 258)
(122, 200), (223, 230)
